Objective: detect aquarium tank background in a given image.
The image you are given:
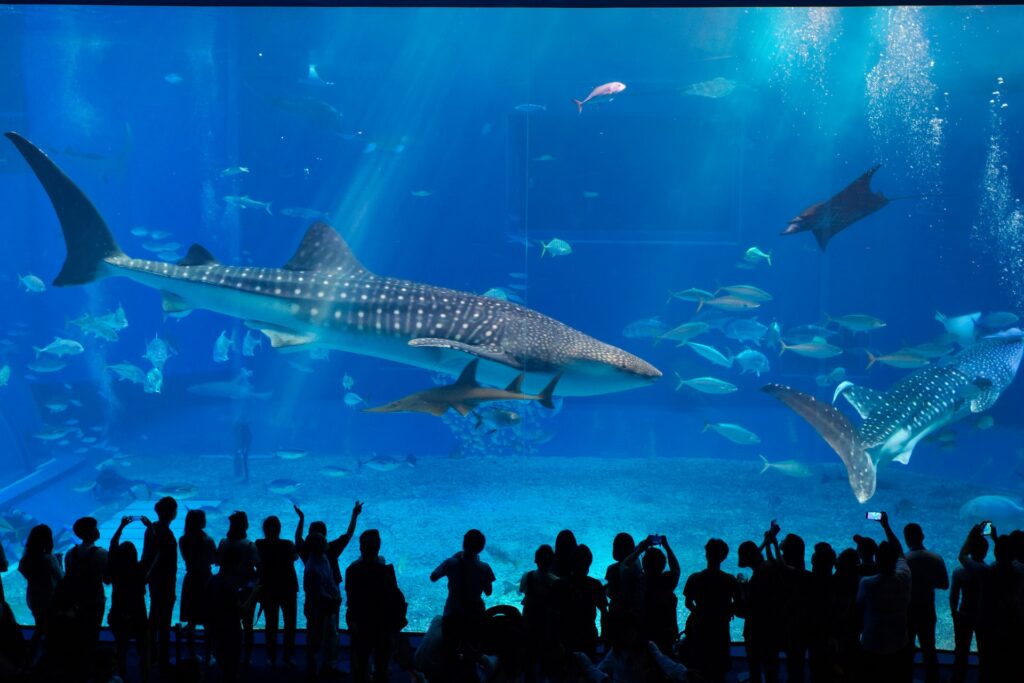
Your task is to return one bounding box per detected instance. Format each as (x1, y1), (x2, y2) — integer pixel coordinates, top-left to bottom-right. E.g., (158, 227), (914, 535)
(1, 4), (1023, 648)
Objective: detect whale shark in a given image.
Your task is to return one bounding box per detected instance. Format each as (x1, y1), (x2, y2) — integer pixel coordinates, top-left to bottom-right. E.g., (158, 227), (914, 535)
(5, 132), (660, 396)
(781, 165), (890, 251)
(763, 329), (1024, 502)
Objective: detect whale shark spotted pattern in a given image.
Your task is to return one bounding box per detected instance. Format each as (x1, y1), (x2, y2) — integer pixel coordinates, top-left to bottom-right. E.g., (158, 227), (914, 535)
(5, 132), (661, 396)
(764, 329), (1024, 502)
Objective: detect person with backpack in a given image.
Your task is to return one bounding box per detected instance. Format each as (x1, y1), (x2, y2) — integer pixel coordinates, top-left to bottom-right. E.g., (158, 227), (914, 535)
(345, 529), (407, 683)
(59, 517), (109, 664)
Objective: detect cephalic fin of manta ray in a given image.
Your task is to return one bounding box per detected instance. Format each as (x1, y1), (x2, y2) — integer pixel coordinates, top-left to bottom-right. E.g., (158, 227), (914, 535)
(833, 381), (886, 419)
(763, 383), (877, 503)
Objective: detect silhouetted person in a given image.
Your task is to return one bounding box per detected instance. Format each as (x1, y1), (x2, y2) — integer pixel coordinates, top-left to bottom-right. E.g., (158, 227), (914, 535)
(0, 538), (6, 604)
(178, 509), (216, 660)
(640, 536), (680, 654)
(140, 496), (177, 670)
(682, 538), (738, 683)
(902, 522), (948, 683)
(831, 548), (861, 679)
(59, 517), (108, 666)
(777, 533), (811, 683)
(605, 532), (644, 629)
(18, 524), (63, 662)
(555, 543), (607, 662)
(971, 527), (1022, 682)
(430, 529), (495, 682)
(735, 521), (782, 683)
(852, 535), (878, 577)
(552, 529), (578, 580)
(807, 542), (836, 683)
(255, 515), (298, 667)
(950, 528), (988, 683)
(233, 418), (251, 483)
(302, 531), (341, 678)
(519, 544), (559, 680)
(217, 511), (259, 666)
(346, 529), (406, 683)
(856, 512), (911, 683)
(0, 595), (27, 677)
(104, 516), (150, 682)
(206, 543), (250, 683)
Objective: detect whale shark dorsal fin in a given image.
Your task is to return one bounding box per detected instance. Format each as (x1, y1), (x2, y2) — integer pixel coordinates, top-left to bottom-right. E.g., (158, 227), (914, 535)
(455, 359), (480, 387)
(178, 244), (219, 267)
(284, 221), (369, 273)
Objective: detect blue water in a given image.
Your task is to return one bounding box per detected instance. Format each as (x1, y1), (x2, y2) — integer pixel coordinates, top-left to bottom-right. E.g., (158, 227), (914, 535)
(1, 5), (1024, 649)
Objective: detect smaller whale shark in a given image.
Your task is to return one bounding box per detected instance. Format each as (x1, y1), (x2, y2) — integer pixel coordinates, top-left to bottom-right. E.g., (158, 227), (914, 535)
(781, 165), (891, 251)
(365, 359), (559, 417)
(764, 329), (1024, 502)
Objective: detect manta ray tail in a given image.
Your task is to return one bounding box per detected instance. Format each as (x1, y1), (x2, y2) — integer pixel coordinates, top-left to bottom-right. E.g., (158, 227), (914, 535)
(4, 132), (124, 286)
(762, 383), (877, 503)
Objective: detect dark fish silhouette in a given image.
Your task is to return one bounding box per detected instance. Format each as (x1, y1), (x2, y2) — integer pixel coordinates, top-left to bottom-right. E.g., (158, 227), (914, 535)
(781, 165), (889, 251)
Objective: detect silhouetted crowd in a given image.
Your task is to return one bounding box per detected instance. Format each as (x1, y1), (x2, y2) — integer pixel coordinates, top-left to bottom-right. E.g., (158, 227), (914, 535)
(1, 501), (1022, 683)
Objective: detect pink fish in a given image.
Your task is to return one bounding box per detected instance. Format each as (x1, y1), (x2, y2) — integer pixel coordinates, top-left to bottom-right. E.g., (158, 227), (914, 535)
(573, 81), (626, 113)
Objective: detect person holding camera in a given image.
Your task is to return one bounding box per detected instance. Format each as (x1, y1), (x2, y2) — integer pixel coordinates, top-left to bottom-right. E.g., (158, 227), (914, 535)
(856, 511), (912, 683)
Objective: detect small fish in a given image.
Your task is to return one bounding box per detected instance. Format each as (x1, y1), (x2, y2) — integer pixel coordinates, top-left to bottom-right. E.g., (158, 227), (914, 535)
(280, 207), (329, 220)
(532, 154), (556, 162)
(19, 274), (45, 292)
(153, 482), (199, 499)
(725, 319), (769, 346)
(717, 285), (773, 303)
(815, 367), (847, 387)
(410, 190), (433, 198)
(34, 337), (84, 358)
(164, 73), (183, 85)
(758, 454), (813, 478)
(223, 194), (272, 214)
(658, 321), (709, 344)
(865, 350), (930, 370)
(779, 341), (843, 359)
(683, 76), (737, 99)
(582, 191), (600, 199)
(743, 247), (772, 266)
(33, 425), (81, 441)
(144, 367), (162, 394)
(266, 478), (302, 495)
(27, 357), (67, 373)
(130, 227), (149, 237)
(903, 340), (956, 359)
(978, 311), (1019, 328)
(359, 454), (416, 472)
(0, 365), (9, 386)
(666, 288), (714, 304)
(149, 230), (172, 240)
(213, 331), (233, 363)
(143, 335), (172, 370)
(673, 374), (737, 394)
(106, 362), (147, 385)
(573, 81), (626, 113)
(684, 341), (733, 368)
(71, 481), (96, 493)
(276, 448), (308, 461)
(828, 314), (887, 333)
(514, 103), (546, 113)
(344, 392), (365, 408)
(704, 422), (760, 445)
(342, 373), (355, 391)
(319, 465), (352, 478)
(784, 325), (838, 344)
(157, 252), (181, 263)
(44, 399), (69, 413)
(80, 436), (98, 444)
(623, 316), (669, 340)
(539, 238), (572, 257)
(242, 330), (262, 357)
(735, 349), (770, 376)
(219, 166), (250, 177)
(699, 296), (760, 313)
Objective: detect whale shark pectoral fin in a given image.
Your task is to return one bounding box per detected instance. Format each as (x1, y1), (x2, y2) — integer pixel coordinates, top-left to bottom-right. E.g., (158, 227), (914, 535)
(763, 383), (877, 503)
(252, 324), (317, 351)
(836, 383), (886, 419)
(893, 450), (912, 465)
(408, 338), (523, 369)
(160, 291), (193, 316)
(964, 379), (999, 413)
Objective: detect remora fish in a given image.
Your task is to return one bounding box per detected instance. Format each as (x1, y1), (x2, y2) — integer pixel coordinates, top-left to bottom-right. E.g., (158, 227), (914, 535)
(763, 329), (1024, 502)
(5, 132), (659, 396)
(780, 165), (891, 251)
(364, 359), (559, 417)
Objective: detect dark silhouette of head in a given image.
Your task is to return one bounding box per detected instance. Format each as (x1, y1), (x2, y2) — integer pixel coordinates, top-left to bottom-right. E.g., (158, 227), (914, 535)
(574, 543), (594, 576)
(360, 529), (381, 558)
(25, 524), (54, 557)
(643, 546), (666, 576)
(968, 534), (989, 562)
(1009, 530), (1024, 562)
(812, 542), (836, 575)
(555, 529), (577, 557)
(836, 548), (859, 575)
(853, 535), (877, 564)
(309, 521), (327, 537)
(903, 523), (924, 549)
(227, 510), (248, 541)
(876, 540), (898, 575)
(993, 535), (1013, 565)
(780, 533), (806, 570)
(737, 540), (762, 569)
(183, 509), (206, 536)
(535, 544), (555, 571)
(705, 538), (728, 569)
(612, 533), (635, 562)
(463, 529), (486, 556)
(263, 515), (281, 540)
(154, 496), (178, 524)
(112, 539), (139, 566)
(305, 531), (327, 557)
(72, 516), (100, 543)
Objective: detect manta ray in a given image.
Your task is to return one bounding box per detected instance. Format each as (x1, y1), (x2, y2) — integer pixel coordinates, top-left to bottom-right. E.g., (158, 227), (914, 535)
(5, 132), (660, 396)
(781, 165), (890, 251)
(764, 329), (1024, 502)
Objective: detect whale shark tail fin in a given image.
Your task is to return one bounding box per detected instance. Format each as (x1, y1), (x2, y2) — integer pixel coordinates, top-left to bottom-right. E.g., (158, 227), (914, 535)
(762, 383), (877, 503)
(4, 132), (124, 286)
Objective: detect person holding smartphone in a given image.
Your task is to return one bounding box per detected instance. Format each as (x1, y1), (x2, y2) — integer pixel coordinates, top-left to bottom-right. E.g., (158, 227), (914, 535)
(950, 525), (988, 683)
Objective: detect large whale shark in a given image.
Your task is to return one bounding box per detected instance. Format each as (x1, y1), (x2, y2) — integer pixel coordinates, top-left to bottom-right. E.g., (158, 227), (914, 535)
(763, 329), (1024, 502)
(5, 132), (661, 396)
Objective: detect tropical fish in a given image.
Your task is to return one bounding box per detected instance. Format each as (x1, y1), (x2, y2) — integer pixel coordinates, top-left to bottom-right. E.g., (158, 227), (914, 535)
(698, 296), (760, 313)
(673, 374), (737, 394)
(573, 81), (626, 113)
(725, 319), (768, 346)
(779, 341), (843, 359)
(359, 454), (416, 472)
(223, 194), (272, 214)
(828, 314), (887, 333)
(242, 330), (262, 357)
(276, 448), (308, 460)
(219, 166), (249, 177)
(781, 165), (891, 251)
(213, 331), (233, 363)
(936, 311), (980, 347)
(143, 335), (172, 369)
(683, 76), (737, 99)
(764, 328), (1024, 501)
(735, 349), (770, 376)
(342, 373), (355, 391)
(978, 311), (1019, 329)
(866, 350), (930, 370)
(5, 132), (659, 397)
(683, 341), (733, 368)
(365, 359), (559, 418)
(758, 455), (813, 478)
(106, 362), (147, 384)
(743, 247), (771, 266)
(539, 238), (572, 257)
(34, 337), (84, 357)
(816, 367), (847, 387)
(19, 274), (45, 292)
(717, 285), (773, 303)
(703, 422), (760, 445)
(280, 207), (329, 220)
(187, 369), (271, 400)
(622, 316), (668, 340)
(143, 368), (162, 394)
(658, 322), (709, 344)
(666, 288), (714, 304)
